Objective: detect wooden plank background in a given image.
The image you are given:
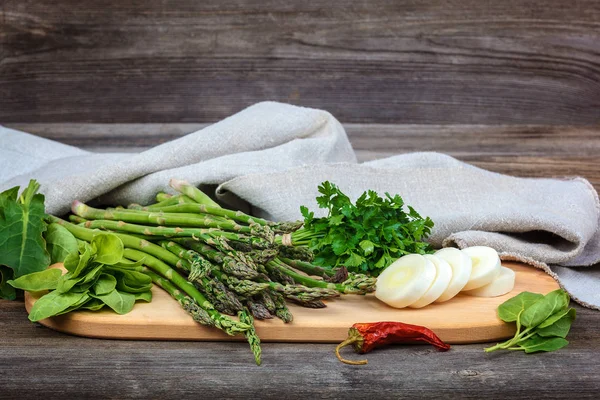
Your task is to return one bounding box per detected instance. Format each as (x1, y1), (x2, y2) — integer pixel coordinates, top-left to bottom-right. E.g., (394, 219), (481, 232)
(2, 0), (600, 124)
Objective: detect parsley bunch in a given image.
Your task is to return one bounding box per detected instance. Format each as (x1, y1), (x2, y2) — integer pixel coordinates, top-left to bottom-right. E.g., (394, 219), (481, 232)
(293, 182), (434, 275)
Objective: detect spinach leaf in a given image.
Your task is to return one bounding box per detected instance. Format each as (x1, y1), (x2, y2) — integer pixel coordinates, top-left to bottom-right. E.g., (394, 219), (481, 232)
(537, 308), (576, 338)
(79, 298), (105, 311)
(91, 233), (124, 265)
(92, 289), (136, 314)
(28, 290), (88, 322)
(94, 274), (117, 296)
(521, 289), (569, 328)
(55, 294), (92, 316)
(45, 223), (78, 264)
(518, 335), (569, 354)
(135, 291), (153, 302)
(0, 266), (17, 300)
(56, 265), (102, 293)
(0, 180), (50, 283)
(111, 269), (153, 293)
(8, 268), (62, 291)
(66, 242), (93, 278)
(497, 291), (544, 323)
(485, 289), (576, 354)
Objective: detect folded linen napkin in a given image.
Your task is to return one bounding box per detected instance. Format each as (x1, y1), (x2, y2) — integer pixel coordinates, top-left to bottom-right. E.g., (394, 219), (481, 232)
(1, 102), (599, 308)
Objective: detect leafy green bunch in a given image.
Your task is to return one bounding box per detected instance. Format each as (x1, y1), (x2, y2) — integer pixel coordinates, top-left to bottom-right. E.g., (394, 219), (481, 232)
(299, 181), (434, 274)
(485, 289), (576, 353)
(9, 231), (153, 322)
(0, 180), (50, 300)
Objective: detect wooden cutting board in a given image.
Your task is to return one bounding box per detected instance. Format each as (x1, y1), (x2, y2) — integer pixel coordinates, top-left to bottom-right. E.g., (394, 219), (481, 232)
(24, 261), (559, 344)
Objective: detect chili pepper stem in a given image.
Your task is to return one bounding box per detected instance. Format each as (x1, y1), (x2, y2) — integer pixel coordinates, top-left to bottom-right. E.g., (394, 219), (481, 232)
(335, 338), (368, 366)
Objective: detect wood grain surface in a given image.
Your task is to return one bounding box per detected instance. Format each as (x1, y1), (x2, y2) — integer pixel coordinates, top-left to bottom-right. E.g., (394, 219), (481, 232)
(2, 0), (600, 124)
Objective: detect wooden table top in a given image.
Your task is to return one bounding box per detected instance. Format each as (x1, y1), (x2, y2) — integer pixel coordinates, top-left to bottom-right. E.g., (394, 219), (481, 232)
(1, 123), (599, 399)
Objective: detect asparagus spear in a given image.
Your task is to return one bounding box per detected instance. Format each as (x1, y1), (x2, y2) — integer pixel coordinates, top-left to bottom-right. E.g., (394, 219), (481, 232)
(266, 259), (375, 295)
(161, 241), (269, 296)
(72, 201), (260, 235)
(142, 268), (214, 327)
(122, 248), (249, 335)
(170, 178), (221, 208)
(269, 290), (293, 323)
(78, 218), (272, 249)
(238, 308), (262, 365)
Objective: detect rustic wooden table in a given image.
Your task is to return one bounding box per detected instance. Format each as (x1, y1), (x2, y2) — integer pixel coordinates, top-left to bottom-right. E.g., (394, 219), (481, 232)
(2, 1), (600, 398)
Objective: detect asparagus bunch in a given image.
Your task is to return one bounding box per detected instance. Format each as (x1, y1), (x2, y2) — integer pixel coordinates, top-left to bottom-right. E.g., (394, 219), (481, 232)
(60, 178), (376, 365)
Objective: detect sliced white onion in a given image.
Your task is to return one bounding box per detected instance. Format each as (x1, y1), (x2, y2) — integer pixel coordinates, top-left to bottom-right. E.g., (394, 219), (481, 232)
(409, 254), (453, 308)
(434, 247), (472, 303)
(375, 254), (437, 308)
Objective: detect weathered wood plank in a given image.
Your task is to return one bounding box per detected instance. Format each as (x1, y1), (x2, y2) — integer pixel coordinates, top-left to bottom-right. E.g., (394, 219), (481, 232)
(2, 1), (600, 123)
(1, 298), (599, 399)
(6, 123), (600, 190)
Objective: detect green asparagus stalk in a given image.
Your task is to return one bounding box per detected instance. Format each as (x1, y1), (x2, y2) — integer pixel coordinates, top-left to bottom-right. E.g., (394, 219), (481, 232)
(254, 291), (276, 315)
(142, 268), (215, 327)
(144, 203), (270, 227)
(269, 290), (293, 323)
(161, 241), (269, 296)
(78, 218), (272, 249)
(266, 259), (372, 295)
(73, 201), (259, 234)
(122, 247), (249, 335)
(174, 238), (263, 280)
(278, 257), (335, 277)
(155, 192), (173, 202)
(238, 308), (262, 365)
(169, 178), (221, 208)
(69, 215), (89, 224)
(246, 298), (273, 320)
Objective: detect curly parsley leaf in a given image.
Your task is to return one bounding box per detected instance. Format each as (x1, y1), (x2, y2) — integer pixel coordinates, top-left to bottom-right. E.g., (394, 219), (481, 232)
(300, 181), (434, 274)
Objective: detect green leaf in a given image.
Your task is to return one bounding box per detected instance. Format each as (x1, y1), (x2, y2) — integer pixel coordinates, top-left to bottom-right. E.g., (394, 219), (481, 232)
(497, 291), (545, 323)
(92, 289), (135, 314)
(8, 268), (62, 291)
(80, 298), (105, 311)
(67, 242), (93, 279)
(45, 223), (78, 264)
(55, 293), (92, 316)
(519, 335), (569, 353)
(57, 265), (102, 293)
(93, 274), (117, 296)
(111, 269), (153, 293)
(0, 180), (50, 278)
(135, 291), (153, 302)
(345, 252), (366, 267)
(91, 233), (124, 265)
(536, 308), (576, 338)
(0, 266), (17, 300)
(521, 289), (569, 328)
(359, 240), (375, 256)
(28, 290), (88, 322)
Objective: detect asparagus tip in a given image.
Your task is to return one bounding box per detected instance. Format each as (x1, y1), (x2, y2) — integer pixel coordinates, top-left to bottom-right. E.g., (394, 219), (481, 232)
(72, 200), (85, 214)
(169, 178), (189, 191)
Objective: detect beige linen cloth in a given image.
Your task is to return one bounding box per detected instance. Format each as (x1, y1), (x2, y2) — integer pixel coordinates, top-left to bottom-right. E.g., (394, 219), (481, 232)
(1, 102), (599, 309)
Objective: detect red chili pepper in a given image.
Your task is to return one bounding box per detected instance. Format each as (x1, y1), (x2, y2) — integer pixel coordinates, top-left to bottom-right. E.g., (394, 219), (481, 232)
(335, 321), (451, 365)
